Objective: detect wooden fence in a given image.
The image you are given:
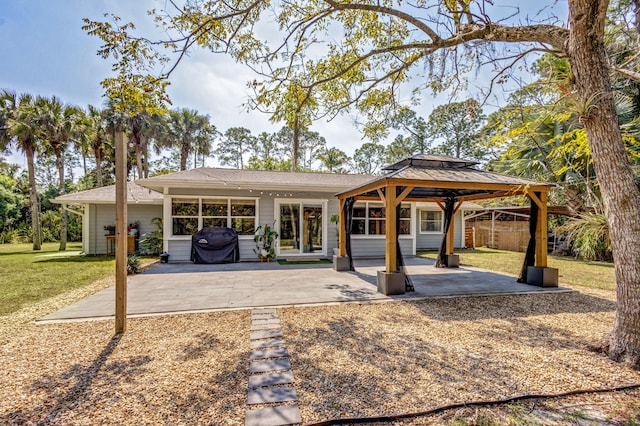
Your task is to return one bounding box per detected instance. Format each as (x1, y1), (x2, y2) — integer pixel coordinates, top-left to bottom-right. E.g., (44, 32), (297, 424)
(469, 221), (530, 252)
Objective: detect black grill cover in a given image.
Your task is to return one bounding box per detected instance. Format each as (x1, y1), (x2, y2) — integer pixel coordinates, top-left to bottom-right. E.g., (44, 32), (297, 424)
(190, 227), (239, 264)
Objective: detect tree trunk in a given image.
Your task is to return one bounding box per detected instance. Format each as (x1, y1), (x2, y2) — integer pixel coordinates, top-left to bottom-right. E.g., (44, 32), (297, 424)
(94, 147), (103, 187)
(568, 0), (640, 368)
(292, 115), (300, 171)
(25, 143), (41, 250)
(142, 135), (149, 178)
(56, 151), (67, 251)
(180, 140), (189, 171)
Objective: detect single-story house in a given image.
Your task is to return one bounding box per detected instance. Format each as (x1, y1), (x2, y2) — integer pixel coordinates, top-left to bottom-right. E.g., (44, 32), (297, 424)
(54, 166), (481, 262)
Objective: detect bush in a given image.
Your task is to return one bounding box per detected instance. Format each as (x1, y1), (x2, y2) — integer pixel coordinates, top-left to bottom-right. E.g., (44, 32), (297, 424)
(127, 255), (141, 274)
(138, 217), (163, 255)
(555, 212), (611, 261)
(0, 228), (28, 244)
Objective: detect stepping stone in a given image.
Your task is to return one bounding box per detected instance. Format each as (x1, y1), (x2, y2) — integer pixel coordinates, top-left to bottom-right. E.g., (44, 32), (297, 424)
(252, 318), (281, 325)
(250, 323), (281, 331)
(249, 358), (291, 374)
(250, 347), (289, 360)
(252, 308), (276, 314)
(250, 339), (286, 349)
(251, 315), (278, 321)
(245, 405), (301, 426)
(247, 386), (298, 404)
(250, 330), (283, 340)
(248, 370), (294, 388)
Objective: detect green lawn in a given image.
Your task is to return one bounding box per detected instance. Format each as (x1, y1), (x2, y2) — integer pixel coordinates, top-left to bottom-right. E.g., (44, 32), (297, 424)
(418, 247), (616, 291)
(0, 243), (116, 315)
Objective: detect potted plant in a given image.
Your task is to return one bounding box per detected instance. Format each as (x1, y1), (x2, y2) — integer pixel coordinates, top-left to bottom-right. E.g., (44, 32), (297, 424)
(253, 222), (279, 261)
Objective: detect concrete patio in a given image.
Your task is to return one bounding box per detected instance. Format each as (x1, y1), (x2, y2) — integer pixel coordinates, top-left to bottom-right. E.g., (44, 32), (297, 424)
(39, 257), (571, 322)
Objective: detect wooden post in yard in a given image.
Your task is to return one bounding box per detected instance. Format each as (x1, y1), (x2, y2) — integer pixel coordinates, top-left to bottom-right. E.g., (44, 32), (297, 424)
(115, 128), (127, 334)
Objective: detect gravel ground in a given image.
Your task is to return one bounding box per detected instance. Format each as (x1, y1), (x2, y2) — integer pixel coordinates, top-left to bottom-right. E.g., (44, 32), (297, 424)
(2, 280), (640, 425)
(281, 286), (640, 424)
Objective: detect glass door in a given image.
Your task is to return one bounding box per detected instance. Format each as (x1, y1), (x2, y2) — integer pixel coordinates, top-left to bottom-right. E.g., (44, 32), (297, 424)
(278, 201), (324, 256)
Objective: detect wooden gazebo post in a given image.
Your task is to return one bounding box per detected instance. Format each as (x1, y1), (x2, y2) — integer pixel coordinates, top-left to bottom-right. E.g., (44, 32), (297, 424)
(333, 198), (351, 271)
(525, 189), (557, 286)
(384, 185), (397, 274)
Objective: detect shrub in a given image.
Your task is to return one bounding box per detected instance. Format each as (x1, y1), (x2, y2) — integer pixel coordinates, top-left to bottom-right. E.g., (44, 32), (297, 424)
(127, 255), (141, 274)
(555, 212), (611, 261)
(138, 217), (163, 255)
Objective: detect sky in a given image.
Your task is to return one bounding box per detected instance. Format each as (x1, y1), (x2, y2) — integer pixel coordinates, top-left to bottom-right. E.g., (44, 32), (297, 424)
(0, 1), (567, 170)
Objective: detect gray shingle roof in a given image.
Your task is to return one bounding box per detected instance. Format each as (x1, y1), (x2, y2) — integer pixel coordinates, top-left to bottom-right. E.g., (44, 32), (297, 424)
(136, 168), (377, 192)
(52, 182), (163, 205)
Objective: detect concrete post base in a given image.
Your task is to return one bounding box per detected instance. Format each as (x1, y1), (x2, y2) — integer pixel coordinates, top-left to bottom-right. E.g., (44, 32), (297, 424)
(376, 271), (406, 295)
(527, 266), (559, 287)
(333, 255), (351, 271)
(447, 254), (460, 268)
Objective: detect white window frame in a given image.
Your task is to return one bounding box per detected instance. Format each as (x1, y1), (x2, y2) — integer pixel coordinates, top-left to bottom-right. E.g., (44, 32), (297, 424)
(168, 196), (259, 239)
(274, 198), (328, 257)
(351, 201), (412, 238)
(419, 209), (444, 234)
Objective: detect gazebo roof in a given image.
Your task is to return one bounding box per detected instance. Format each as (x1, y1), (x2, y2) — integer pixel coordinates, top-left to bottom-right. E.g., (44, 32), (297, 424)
(383, 154), (479, 171)
(337, 155), (553, 202)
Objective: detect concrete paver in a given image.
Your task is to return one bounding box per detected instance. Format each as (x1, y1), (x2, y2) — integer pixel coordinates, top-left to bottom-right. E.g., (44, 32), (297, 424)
(250, 323), (281, 331)
(39, 258), (570, 322)
(244, 406), (301, 426)
(248, 370), (294, 388)
(250, 339), (287, 350)
(250, 347), (289, 360)
(249, 359), (291, 374)
(250, 330), (283, 340)
(246, 387), (298, 404)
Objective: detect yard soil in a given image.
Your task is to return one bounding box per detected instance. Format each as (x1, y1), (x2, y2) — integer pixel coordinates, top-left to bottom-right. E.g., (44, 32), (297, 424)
(2, 282), (640, 425)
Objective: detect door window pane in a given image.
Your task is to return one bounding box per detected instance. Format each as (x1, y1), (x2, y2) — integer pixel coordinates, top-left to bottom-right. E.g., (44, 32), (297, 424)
(279, 204), (300, 255)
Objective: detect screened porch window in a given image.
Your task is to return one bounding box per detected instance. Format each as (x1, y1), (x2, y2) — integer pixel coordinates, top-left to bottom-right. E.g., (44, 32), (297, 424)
(171, 198), (256, 236)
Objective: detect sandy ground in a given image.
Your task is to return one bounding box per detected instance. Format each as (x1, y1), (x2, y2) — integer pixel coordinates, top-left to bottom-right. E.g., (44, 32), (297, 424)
(2, 280), (640, 425)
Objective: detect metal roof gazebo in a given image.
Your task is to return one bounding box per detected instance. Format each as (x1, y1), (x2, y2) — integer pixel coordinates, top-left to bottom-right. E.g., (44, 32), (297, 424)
(333, 155), (558, 295)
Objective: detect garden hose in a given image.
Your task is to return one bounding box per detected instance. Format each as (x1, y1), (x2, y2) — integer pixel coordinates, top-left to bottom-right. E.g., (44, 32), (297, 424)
(306, 383), (640, 425)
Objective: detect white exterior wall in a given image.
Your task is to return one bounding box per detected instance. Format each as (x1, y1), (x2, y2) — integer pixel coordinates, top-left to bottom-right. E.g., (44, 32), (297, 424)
(84, 195), (467, 259)
(350, 237), (414, 259)
(87, 203), (163, 255)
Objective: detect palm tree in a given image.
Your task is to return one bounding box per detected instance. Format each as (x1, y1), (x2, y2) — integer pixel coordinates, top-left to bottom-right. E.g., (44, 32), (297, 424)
(85, 105), (112, 187)
(317, 147), (349, 173)
(36, 95), (81, 251)
(0, 90), (42, 250)
(159, 108), (217, 171)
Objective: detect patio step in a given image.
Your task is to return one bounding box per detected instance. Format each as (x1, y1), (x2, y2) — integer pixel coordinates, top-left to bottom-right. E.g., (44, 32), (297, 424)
(245, 309), (301, 426)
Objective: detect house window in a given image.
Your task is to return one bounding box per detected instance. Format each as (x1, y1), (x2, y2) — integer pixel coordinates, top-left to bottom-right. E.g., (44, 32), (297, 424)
(420, 210), (443, 233)
(172, 198), (199, 236)
(351, 202), (411, 236)
(172, 198), (256, 236)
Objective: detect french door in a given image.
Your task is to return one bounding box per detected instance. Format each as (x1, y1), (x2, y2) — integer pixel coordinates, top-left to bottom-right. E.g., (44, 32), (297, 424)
(277, 200), (325, 256)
